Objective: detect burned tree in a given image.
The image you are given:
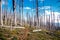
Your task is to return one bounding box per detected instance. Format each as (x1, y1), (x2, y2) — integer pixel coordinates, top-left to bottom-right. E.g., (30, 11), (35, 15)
(36, 0), (39, 28)
(22, 0), (24, 26)
(0, 0), (3, 26)
(3, 0), (8, 25)
(18, 0), (21, 26)
(12, 0), (16, 26)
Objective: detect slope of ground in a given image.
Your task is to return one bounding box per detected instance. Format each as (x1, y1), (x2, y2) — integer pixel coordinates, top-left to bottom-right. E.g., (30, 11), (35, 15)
(0, 27), (60, 40)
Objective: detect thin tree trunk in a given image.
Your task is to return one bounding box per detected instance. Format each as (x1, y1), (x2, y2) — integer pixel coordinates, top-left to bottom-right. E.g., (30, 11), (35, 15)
(12, 0), (16, 26)
(36, 0), (39, 28)
(22, 0), (23, 26)
(0, 0), (3, 26)
(4, 0), (7, 25)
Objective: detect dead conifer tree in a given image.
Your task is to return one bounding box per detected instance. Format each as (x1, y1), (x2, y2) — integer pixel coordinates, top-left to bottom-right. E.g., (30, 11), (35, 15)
(36, 0), (39, 28)
(0, 0), (3, 26)
(4, 0), (8, 25)
(12, 0), (16, 26)
(21, 0), (23, 26)
(18, 0), (21, 26)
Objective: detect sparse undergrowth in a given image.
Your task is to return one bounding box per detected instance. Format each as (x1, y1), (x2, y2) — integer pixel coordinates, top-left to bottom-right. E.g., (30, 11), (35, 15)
(0, 27), (60, 40)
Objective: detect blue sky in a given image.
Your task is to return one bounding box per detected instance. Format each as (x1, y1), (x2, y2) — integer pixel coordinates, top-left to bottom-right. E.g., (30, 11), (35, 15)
(1, 0), (60, 23)
(2, 0), (60, 12)
(2, 0), (60, 17)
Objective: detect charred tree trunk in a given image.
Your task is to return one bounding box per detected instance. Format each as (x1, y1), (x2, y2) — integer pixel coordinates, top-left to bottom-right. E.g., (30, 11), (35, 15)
(12, 0), (16, 26)
(36, 0), (39, 28)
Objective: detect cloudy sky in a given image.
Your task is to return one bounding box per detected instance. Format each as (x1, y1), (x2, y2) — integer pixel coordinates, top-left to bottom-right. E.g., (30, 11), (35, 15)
(2, 0), (60, 13)
(1, 0), (60, 23)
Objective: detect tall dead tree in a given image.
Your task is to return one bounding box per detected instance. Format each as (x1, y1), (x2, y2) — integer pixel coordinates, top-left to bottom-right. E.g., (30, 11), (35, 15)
(57, 16), (59, 30)
(57, 0), (60, 30)
(48, 14), (50, 31)
(0, 0), (1, 25)
(32, 0), (35, 27)
(42, 1), (45, 30)
(34, 15), (37, 27)
(26, 12), (29, 25)
(52, 10), (55, 30)
(12, 0), (16, 26)
(18, 0), (21, 25)
(49, 6), (52, 31)
(36, 0), (39, 28)
(3, 0), (8, 25)
(21, 0), (23, 26)
(0, 0), (3, 26)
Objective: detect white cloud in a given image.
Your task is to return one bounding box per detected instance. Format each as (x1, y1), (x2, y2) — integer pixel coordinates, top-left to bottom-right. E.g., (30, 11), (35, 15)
(39, 6), (51, 10)
(45, 10), (60, 16)
(24, 7), (31, 10)
(45, 10), (60, 23)
(38, 10), (60, 24)
(31, 9), (35, 11)
(44, 6), (51, 9)
(45, 10), (51, 15)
